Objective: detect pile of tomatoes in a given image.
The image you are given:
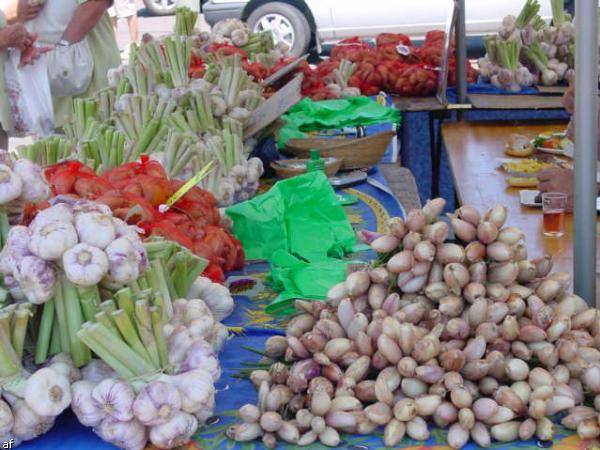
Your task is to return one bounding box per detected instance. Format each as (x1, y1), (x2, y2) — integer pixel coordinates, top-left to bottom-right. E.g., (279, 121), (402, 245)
(41, 158), (244, 282)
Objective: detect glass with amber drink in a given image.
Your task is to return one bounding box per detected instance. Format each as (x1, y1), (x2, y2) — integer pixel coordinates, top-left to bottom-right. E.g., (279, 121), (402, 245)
(542, 192), (567, 237)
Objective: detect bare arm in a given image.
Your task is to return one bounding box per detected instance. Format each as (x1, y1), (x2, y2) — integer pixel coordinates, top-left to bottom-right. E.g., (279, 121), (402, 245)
(2, 0), (43, 25)
(60, 0), (110, 43)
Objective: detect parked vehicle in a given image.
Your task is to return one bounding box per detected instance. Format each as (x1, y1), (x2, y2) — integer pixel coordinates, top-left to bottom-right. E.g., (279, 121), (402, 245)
(144, 0), (177, 15)
(201, 0), (553, 56)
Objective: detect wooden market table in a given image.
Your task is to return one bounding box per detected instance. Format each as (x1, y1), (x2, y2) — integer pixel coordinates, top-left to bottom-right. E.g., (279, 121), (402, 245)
(442, 120), (600, 302)
(468, 93), (565, 110)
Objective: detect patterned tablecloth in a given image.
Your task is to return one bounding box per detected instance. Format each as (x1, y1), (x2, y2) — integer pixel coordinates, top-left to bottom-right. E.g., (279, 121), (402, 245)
(20, 174), (592, 450)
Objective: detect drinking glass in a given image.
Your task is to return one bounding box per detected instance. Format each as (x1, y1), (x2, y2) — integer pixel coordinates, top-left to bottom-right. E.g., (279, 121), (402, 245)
(542, 192), (567, 237)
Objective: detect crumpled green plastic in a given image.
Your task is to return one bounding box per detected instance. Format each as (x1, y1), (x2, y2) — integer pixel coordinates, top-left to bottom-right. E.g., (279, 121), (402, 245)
(226, 171), (356, 262)
(265, 250), (356, 315)
(277, 96), (401, 148)
(226, 171), (359, 314)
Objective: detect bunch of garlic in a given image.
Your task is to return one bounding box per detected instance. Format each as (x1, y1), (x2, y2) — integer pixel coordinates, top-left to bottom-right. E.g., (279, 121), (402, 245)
(228, 198), (600, 449)
(0, 200), (147, 304)
(0, 150), (50, 224)
(71, 323), (219, 449)
(0, 354), (78, 447)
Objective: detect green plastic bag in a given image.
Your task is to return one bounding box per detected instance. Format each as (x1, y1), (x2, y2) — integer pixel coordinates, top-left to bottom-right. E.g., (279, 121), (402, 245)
(278, 96), (401, 148)
(226, 171), (356, 262)
(266, 250), (355, 315)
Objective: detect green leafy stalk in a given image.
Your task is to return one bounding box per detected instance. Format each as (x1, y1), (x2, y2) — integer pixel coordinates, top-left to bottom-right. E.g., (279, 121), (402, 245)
(35, 300), (55, 364)
(151, 307), (169, 370)
(111, 310), (153, 364)
(516, 0), (541, 28)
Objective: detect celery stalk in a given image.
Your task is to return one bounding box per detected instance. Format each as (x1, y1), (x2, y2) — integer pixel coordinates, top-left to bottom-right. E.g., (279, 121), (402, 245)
(77, 323), (137, 379)
(52, 282), (70, 354)
(63, 277), (90, 367)
(115, 288), (135, 319)
(35, 300), (55, 364)
(78, 286), (100, 322)
(111, 310), (153, 365)
(150, 307), (169, 370)
(95, 311), (120, 336)
(11, 306), (29, 360)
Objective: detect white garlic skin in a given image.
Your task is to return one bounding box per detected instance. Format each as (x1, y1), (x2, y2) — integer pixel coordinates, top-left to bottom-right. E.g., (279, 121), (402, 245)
(148, 412), (198, 449)
(75, 212), (116, 250)
(62, 243), (109, 287)
(28, 220), (78, 261)
(91, 379), (135, 422)
(24, 368), (72, 417)
(104, 237), (142, 284)
(71, 380), (103, 427)
(132, 381), (182, 426)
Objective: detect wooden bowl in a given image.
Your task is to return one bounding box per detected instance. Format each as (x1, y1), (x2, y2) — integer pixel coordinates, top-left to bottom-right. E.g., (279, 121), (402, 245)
(271, 157), (344, 179)
(284, 130), (394, 170)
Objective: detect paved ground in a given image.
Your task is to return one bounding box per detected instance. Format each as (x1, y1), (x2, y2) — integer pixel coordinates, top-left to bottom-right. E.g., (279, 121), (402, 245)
(113, 1), (210, 51)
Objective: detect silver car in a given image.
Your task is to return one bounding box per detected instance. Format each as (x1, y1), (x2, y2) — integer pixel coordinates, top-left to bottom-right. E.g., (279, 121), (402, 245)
(199, 0), (554, 56)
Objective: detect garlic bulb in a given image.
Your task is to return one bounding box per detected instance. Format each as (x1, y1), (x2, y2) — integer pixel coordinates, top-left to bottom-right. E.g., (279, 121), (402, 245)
(0, 399), (14, 435)
(183, 299), (215, 339)
(148, 412), (198, 449)
(180, 339), (221, 381)
(63, 243), (109, 287)
(112, 218), (148, 274)
(210, 322), (230, 352)
(95, 417), (147, 450)
(168, 369), (216, 414)
(81, 359), (115, 383)
(167, 326), (195, 367)
(75, 212), (116, 250)
(0, 164), (23, 203)
(72, 200), (112, 216)
(91, 379), (135, 422)
(104, 238), (142, 284)
(71, 380), (103, 427)
(0, 226), (31, 274)
(10, 398), (54, 441)
(48, 354), (81, 383)
(13, 256), (56, 304)
(29, 220), (78, 260)
(24, 368), (72, 417)
(30, 204), (74, 230)
(187, 276), (234, 321)
(193, 390), (215, 424)
(12, 159), (50, 203)
(132, 381), (182, 426)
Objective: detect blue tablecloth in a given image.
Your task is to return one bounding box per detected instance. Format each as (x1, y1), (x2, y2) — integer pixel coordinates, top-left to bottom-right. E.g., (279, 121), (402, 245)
(20, 172), (405, 450)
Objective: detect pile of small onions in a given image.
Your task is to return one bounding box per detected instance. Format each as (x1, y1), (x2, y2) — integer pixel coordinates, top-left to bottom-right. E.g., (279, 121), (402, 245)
(228, 198), (600, 448)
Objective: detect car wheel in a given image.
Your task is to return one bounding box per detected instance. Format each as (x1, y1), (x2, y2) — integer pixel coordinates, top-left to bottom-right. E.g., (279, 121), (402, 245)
(247, 2), (311, 56)
(143, 0), (177, 16)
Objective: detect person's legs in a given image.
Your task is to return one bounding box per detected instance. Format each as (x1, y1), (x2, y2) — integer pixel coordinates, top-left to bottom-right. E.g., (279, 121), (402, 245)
(126, 14), (138, 44)
(112, 16), (118, 37)
(0, 127), (8, 150)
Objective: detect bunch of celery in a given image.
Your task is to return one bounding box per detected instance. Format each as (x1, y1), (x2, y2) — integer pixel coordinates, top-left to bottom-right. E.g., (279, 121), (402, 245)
(34, 276), (94, 367)
(0, 304), (31, 367)
(113, 94), (176, 159)
(175, 7), (198, 36)
(241, 30), (274, 56)
(80, 126), (127, 173)
(163, 35), (193, 88)
(17, 136), (74, 166)
(63, 98), (99, 141)
(77, 287), (171, 383)
(158, 130), (205, 178)
(142, 238), (208, 301)
(132, 40), (169, 81)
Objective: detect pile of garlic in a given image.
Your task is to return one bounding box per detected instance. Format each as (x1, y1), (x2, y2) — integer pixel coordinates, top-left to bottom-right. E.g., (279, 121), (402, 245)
(0, 351), (76, 447)
(0, 149), (50, 224)
(227, 198), (600, 449)
(71, 300), (224, 449)
(0, 199), (147, 304)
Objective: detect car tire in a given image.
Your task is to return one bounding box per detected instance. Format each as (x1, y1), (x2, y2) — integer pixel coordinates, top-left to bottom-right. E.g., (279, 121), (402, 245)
(143, 0), (177, 16)
(247, 2), (311, 56)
